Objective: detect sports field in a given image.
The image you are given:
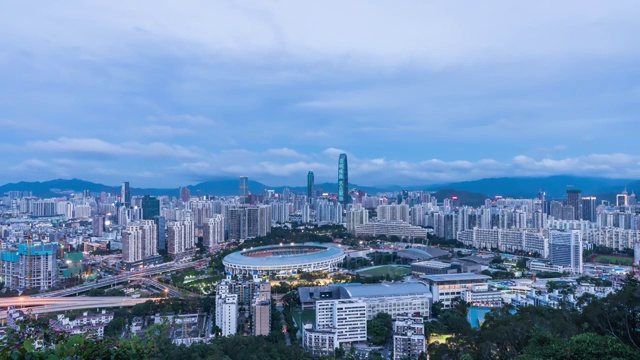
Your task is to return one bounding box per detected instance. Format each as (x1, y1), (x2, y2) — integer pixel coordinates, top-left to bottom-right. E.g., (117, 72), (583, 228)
(592, 255), (633, 265)
(357, 265), (412, 277)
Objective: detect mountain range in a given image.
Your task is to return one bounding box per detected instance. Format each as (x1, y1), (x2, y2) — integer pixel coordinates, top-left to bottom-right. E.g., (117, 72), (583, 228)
(0, 175), (637, 206)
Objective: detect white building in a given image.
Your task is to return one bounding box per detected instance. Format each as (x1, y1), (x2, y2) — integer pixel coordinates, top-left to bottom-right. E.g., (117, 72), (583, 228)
(346, 209), (369, 234)
(549, 230), (583, 274)
(49, 310), (114, 339)
(421, 273), (492, 309)
(303, 299), (367, 354)
(74, 205), (92, 218)
(203, 215), (225, 248)
(167, 219), (195, 258)
(355, 221), (428, 240)
(122, 225), (143, 263)
(215, 293), (238, 337)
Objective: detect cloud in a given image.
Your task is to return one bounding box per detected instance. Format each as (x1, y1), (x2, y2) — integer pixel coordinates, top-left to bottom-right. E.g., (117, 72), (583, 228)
(267, 148), (306, 158)
(26, 137), (199, 158)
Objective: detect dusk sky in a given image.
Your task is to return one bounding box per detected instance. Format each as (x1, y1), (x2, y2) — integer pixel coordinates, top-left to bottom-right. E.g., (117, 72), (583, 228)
(1, 1), (640, 187)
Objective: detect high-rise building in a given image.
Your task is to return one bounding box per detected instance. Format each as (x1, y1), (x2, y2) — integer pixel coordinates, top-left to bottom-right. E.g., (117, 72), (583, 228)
(180, 187), (191, 202)
(307, 171), (315, 200)
(216, 293), (238, 337)
(154, 216), (167, 251)
(240, 176), (249, 204)
(167, 219), (195, 258)
(346, 209), (368, 234)
(121, 182), (131, 208)
(140, 220), (158, 258)
(92, 215), (104, 237)
(616, 189), (629, 208)
(141, 195), (160, 220)
(338, 154), (349, 204)
(581, 197), (597, 222)
(549, 230), (583, 274)
(203, 215), (225, 248)
(122, 225), (143, 264)
(251, 281), (271, 336)
(566, 189), (582, 220)
(0, 243), (58, 290)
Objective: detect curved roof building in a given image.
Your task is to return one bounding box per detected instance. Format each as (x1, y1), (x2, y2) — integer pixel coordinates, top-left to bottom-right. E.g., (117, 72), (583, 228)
(223, 243), (345, 275)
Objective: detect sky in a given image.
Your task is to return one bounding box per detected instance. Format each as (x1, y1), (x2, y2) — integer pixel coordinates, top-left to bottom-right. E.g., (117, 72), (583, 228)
(1, 1), (640, 187)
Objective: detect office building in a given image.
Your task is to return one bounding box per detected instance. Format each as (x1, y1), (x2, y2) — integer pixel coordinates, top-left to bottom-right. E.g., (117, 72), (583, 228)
(421, 273), (492, 309)
(307, 171), (315, 200)
(180, 187), (191, 202)
(581, 197), (597, 223)
(121, 181), (131, 208)
(240, 176), (249, 204)
(566, 189), (581, 220)
(303, 299), (367, 354)
(203, 215), (225, 248)
(338, 154), (349, 204)
(616, 189), (629, 208)
(549, 230), (583, 274)
(141, 195), (160, 220)
(92, 215), (104, 237)
(154, 216), (167, 251)
(393, 316), (426, 360)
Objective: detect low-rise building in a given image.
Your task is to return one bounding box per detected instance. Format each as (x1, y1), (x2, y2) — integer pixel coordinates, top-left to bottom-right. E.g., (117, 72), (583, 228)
(421, 273), (492, 309)
(48, 310), (114, 339)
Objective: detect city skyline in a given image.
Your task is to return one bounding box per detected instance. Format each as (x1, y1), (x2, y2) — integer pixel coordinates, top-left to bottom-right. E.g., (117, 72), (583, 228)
(2, 2), (640, 186)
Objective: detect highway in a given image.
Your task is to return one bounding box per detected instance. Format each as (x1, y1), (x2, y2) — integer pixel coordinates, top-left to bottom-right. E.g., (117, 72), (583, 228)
(0, 296), (160, 319)
(35, 259), (208, 298)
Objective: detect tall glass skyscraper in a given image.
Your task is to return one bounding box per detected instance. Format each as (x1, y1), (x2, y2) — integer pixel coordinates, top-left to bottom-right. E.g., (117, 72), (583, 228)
(338, 153), (349, 204)
(307, 171), (315, 199)
(121, 181), (131, 208)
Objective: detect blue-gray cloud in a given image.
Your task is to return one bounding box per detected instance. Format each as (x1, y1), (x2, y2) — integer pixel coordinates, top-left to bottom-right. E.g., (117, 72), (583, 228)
(0, 1), (639, 186)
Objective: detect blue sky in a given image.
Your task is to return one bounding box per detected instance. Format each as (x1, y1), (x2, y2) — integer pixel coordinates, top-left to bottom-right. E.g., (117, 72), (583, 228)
(1, 1), (640, 187)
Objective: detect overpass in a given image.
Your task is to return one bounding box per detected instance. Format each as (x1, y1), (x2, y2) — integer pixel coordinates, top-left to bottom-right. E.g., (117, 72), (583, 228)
(36, 259), (208, 298)
(0, 296), (161, 319)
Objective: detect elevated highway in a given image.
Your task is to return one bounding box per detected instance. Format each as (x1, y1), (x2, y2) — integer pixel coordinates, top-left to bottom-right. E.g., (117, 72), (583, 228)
(0, 296), (160, 319)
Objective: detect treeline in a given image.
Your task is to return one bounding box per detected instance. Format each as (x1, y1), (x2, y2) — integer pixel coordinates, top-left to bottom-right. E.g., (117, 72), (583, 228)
(429, 274), (640, 359)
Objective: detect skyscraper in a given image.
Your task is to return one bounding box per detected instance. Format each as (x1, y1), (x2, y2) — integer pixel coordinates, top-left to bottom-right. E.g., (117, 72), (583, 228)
(141, 195), (160, 220)
(307, 171), (315, 200)
(121, 181), (131, 208)
(566, 189), (581, 220)
(549, 230), (583, 274)
(338, 153), (349, 204)
(581, 197), (597, 222)
(240, 176), (248, 204)
(180, 187), (191, 202)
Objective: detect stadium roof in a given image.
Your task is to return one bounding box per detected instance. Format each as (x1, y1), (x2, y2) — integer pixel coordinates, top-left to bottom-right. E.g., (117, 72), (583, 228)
(420, 273), (491, 282)
(340, 282), (430, 299)
(223, 243), (344, 267)
(396, 247), (449, 261)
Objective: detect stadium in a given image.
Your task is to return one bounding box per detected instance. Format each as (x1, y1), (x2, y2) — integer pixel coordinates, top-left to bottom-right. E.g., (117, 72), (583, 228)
(223, 243), (345, 275)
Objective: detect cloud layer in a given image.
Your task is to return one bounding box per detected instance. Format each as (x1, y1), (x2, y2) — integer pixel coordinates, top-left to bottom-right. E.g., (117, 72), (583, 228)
(1, 1), (639, 186)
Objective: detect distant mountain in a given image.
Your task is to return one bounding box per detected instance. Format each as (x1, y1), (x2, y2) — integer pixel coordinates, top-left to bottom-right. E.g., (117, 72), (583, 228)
(0, 175), (637, 201)
(427, 175), (635, 199)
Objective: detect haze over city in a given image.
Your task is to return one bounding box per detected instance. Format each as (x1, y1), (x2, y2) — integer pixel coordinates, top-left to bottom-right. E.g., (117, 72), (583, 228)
(2, 1), (640, 187)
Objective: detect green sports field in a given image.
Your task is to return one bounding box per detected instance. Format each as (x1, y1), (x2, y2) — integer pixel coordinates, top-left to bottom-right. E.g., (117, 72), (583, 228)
(357, 265), (412, 277)
(592, 255), (633, 266)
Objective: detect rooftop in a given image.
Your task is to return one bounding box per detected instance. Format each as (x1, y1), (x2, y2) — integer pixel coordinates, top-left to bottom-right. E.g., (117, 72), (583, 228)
(340, 282), (431, 299)
(421, 273), (492, 282)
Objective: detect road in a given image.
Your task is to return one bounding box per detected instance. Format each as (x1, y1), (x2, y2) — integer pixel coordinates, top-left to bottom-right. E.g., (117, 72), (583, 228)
(0, 296), (160, 319)
(35, 259), (208, 298)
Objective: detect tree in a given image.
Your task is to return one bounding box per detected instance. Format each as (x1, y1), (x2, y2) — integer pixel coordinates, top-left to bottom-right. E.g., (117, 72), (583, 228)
(104, 317), (126, 337)
(516, 257), (528, 270)
(431, 300), (444, 318)
(367, 313), (392, 345)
